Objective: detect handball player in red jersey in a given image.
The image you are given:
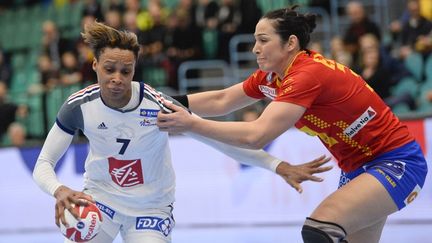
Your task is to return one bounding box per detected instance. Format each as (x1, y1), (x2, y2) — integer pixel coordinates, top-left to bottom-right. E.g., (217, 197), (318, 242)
(157, 6), (428, 243)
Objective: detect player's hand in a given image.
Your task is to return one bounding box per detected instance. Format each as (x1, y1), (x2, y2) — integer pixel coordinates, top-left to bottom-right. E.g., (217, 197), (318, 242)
(157, 101), (196, 133)
(276, 155), (333, 193)
(53, 185), (95, 227)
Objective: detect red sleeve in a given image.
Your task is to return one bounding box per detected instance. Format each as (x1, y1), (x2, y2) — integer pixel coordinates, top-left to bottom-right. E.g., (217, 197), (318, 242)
(242, 70), (267, 99)
(275, 71), (321, 108)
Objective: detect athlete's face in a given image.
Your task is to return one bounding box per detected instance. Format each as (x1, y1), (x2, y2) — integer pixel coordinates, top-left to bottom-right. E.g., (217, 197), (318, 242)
(93, 48), (135, 108)
(253, 18), (297, 78)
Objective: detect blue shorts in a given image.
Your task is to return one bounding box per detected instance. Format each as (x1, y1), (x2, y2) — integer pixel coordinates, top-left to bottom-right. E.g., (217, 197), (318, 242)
(338, 141), (428, 210)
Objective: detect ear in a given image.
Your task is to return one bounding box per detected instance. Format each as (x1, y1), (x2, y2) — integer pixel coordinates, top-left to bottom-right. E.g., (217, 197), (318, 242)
(286, 35), (299, 51)
(92, 58), (97, 71)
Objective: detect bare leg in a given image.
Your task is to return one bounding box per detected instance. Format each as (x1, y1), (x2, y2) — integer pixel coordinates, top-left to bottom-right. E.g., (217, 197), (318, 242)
(309, 173), (398, 241)
(346, 217), (387, 243)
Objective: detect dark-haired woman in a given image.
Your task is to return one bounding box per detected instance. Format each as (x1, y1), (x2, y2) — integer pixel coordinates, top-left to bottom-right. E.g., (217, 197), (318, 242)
(157, 6), (428, 243)
(32, 20), (332, 243)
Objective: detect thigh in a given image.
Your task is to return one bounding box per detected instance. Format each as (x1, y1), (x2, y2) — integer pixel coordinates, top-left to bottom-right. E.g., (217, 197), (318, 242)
(346, 217), (387, 243)
(310, 173), (398, 234)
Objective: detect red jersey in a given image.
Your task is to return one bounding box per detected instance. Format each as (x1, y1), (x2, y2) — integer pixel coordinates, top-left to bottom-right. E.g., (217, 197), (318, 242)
(243, 51), (414, 172)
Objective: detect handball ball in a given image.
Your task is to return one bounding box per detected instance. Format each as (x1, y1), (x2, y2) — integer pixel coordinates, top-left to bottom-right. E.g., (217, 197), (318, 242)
(60, 202), (103, 242)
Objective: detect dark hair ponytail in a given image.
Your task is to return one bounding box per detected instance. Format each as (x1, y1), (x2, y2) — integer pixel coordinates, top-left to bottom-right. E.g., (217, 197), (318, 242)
(262, 6), (316, 50)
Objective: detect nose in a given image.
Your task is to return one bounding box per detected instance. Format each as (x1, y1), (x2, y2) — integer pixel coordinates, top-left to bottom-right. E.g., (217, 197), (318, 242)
(111, 72), (122, 84)
(252, 42), (260, 55)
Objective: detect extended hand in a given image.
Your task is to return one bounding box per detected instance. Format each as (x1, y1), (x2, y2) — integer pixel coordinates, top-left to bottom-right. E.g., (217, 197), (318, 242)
(276, 155), (333, 193)
(157, 101), (196, 133)
(53, 185), (95, 227)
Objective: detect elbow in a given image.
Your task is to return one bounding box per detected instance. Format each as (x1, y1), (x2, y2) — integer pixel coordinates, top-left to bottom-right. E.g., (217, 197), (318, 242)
(240, 133), (269, 150)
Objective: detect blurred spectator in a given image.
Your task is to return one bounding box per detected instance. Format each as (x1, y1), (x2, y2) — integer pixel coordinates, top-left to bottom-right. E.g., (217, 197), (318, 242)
(104, 9), (123, 29)
(6, 122), (27, 147)
(0, 82), (27, 144)
(0, 48), (11, 88)
(41, 20), (75, 69)
(238, 0), (262, 34)
(343, 1), (381, 61)
(356, 43), (415, 110)
(137, 0), (169, 32)
(124, 0), (141, 14)
(217, 0), (240, 61)
(359, 34), (411, 85)
(82, 0), (104, 21)
(38, 54), (60, 135)
(59, 51), (83, 87)
(166, 7), (202, 89)
(330, 36), (353, 67)
(393, 0), (432, 59)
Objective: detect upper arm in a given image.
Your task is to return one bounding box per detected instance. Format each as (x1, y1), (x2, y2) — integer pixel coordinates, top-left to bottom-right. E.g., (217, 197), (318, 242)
(188, 83), (259, 117)
(251, 101), (306, 146)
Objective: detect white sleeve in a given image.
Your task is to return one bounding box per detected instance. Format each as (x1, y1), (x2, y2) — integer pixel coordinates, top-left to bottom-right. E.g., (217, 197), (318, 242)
(185, 131), (282, 172)
(33, 123), (74, 196)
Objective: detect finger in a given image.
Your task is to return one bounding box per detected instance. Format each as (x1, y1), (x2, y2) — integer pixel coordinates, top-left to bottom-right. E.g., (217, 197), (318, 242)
(55, 204), (61, 227)
(313, 166), (333, 173)
(307, 175), (324, 182)
(57, 204), (69, 227)
(289, 181), (303, 193)
(311, 156), (332, 167)
(162, 100), (182, 112)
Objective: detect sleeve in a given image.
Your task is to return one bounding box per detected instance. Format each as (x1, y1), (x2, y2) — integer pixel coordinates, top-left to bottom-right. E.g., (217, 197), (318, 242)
(242, 70), (267, 99)
(56, 100), (83, 135)
(274, 71), (322, 108)
(33, 123), (74, 196)
(185, 130), (282, 172)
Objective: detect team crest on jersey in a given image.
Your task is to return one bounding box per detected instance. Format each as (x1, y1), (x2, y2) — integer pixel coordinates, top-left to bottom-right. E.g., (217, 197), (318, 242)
(266, 72), (273, 84)
(108, 157), (144, 187)
(343, 106), (376, 138)
(258, 85), (277, 99)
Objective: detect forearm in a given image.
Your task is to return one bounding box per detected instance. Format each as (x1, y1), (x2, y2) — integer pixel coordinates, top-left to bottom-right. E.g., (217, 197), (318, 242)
(185, 132), (282, 172)
(33, 124), (73, 196)
(188, 91), (233, 116)
(189, 116), (268, 149)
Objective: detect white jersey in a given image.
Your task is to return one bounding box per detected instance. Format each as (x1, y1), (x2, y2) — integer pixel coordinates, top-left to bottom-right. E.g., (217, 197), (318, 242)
(33, 81), (282, 216)
(57, 82), (175, 214)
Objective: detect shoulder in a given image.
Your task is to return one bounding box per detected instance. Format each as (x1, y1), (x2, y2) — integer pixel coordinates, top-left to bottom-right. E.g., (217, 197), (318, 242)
(66, 84), (101, 108)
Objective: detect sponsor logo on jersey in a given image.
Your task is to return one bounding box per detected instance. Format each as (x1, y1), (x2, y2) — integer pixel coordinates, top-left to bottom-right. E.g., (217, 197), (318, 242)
(97, 122), (108, 129)
(136, 216), (174, 237)
(96, 201), (115, 219)
(108, 157), (144, 187)
(343, 107), (376, 138)
(140, 109), (159, 117)
(140, 118), (157, 126)
(404, 184), (421, 206)
(258, 85), (277, 99)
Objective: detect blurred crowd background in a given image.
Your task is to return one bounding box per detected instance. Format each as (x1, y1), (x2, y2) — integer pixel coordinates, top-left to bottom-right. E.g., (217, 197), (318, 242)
(0, 0), (431, 147)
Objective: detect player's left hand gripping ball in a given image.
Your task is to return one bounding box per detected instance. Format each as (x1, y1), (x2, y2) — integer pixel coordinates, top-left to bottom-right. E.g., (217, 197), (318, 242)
(60, 202), (103, 242)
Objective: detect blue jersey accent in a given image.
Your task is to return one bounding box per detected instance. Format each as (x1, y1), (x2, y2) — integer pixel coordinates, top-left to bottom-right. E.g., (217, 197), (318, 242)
(339, 141), (428, 209)
(96, 201), (115, 219)
(136, 216), (174, 236)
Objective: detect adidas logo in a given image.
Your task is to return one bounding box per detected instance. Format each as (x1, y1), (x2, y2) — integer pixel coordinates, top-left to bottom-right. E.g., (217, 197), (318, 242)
(97, 122), (108, 129)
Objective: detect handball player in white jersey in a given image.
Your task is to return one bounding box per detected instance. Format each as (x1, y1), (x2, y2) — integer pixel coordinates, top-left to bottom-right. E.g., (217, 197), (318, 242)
(33, 21), (332, 243)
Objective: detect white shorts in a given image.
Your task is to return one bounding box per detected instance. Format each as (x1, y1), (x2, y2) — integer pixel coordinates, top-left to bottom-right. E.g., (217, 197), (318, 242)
(65, 202), (175, 243)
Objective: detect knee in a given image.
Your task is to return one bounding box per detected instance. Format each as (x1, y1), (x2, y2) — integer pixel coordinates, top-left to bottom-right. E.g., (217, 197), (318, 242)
(301, 217), (348, 243)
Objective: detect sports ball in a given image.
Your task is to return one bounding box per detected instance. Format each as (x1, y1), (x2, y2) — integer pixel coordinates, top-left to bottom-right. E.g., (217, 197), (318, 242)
(60, 202), (103, 242)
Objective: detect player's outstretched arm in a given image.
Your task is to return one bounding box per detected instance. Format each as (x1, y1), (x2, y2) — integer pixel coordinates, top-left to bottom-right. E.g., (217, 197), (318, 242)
(186, 132), (332, 193)
(275, 155), (332, 193)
